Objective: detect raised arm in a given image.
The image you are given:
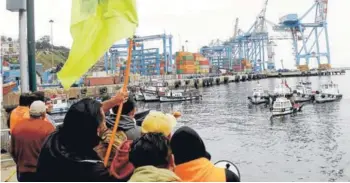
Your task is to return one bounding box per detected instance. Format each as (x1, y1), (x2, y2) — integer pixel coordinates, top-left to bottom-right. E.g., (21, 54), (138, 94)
(101, 91), (128, 113)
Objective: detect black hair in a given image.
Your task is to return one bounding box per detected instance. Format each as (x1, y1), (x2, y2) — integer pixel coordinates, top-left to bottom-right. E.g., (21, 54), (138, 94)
(19, 93), (32, 106)
(33, 91), (45, 102)
(129, 133), (170, 168)
(112, 97), (136, 115)
(27, 93), (39, 106)
(170, 126), (211, 165)
(60, 98), (103, 151)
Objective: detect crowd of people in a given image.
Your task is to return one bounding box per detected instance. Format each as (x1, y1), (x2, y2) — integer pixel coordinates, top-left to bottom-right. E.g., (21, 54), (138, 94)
(7, 91), (240, 182)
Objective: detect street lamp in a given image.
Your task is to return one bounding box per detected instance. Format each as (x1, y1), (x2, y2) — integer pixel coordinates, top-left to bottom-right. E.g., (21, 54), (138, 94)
(49, 19), (54, 69)
(185, 40), (189, 52)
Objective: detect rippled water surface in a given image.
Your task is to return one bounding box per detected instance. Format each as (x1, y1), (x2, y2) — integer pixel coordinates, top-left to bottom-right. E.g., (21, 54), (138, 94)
(55, 74), (350, 181)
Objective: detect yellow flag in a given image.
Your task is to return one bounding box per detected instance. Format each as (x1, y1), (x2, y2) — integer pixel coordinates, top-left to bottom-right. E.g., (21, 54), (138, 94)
(57, 0), (138, 89)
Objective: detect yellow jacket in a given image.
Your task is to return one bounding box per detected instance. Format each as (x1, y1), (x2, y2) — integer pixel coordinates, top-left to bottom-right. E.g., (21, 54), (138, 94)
(128, 166), (181, 182)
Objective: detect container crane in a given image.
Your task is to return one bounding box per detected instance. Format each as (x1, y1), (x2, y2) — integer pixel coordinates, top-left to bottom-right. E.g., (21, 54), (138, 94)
(105, 34), (173, 75)
(273, 0), (331, 71)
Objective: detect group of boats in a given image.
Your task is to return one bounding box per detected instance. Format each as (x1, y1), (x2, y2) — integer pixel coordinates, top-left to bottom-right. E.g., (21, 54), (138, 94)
(248, 80), (343, 117)
(131, 79), (202, 103)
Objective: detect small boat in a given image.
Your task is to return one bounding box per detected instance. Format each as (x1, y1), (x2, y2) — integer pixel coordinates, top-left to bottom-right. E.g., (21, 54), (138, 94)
(273, 80), (292, 96)
(50, 96), (70, 114)
(142, 80), (168, 102)
(315, 81), (342, 103)
(292, 83), (314, 102)
(160, 88), (201, 102)
(271, 97), (293, 116)
(298, 80), (311, 85)
(2, 82), (16, 95)
(247, 84), (269, 105)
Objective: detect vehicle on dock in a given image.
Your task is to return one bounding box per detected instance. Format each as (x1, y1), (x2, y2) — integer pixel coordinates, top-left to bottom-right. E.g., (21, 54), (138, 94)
(247, 84), (269, 105)
(315, 82), (342, 103)
(292, 83), (314, 102)
(160, 88), (201, 102)
(270, 97), (293, 116)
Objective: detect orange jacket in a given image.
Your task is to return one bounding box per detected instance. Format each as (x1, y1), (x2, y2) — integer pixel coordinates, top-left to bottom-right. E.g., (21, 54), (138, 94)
(174, 157), (226, 182)
(10, 106), (30, 133)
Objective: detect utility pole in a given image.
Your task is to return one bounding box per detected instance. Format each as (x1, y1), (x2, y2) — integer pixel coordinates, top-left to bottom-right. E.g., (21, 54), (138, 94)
(49, 19), (54, 69)
(6, 0), (29, 93)
(27, 0), (37, 91)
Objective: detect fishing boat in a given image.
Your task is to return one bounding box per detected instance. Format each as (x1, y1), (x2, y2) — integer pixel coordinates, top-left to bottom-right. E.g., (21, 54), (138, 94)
(50, 96), (70, 114)
(270, 97), (293, 116)
(142, 80), (167, 102)
(315, 81), (342, 103)
(292, 83), (314, 102)
(160, 88), (201, 102)
(298, 80), (311, 85)
(273, 80), (292, 96)
(247, 84), (269, 105)
(134, 90), (145, 101)
(2, 82), (16, 95)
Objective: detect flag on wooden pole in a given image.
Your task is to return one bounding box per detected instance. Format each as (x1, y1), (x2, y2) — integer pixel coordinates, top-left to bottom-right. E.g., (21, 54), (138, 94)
(57, 0), (138, 89)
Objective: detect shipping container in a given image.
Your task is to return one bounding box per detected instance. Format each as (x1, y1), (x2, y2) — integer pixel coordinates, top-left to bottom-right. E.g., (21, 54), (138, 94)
(199, 60), (210, 65)
(182, 55), (194, 61)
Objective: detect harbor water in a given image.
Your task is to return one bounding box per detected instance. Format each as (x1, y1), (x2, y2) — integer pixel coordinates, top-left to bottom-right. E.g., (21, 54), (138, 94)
(54, 74), (350, 181)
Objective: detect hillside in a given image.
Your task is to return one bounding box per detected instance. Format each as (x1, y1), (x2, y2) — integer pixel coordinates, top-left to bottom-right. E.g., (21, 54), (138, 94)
(36, 49), (68, 70)
(35, 35), (70, 70)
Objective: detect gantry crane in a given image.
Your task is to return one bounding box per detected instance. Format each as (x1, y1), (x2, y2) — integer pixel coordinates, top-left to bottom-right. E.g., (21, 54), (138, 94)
(105, 34), (173, 75)
(273, 0), (331, 71)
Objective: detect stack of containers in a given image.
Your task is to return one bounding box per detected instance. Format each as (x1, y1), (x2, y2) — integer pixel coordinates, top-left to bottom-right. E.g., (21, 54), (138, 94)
(160, 60), (165, 75)
(193, 53), (210, 74)
(176, 52), (195, 74)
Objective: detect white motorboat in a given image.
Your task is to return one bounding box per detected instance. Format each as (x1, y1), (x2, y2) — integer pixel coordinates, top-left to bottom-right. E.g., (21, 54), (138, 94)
(315, 82), (342, 103)
(273, 81), (292, 96)
(271, 97), (293, 116)
(160, 88), (201, 102)
(50, 96), (70, 114)
(247, 84), (269, 105)
(292, 83), (314, 102)
(134, 91), (145, 101)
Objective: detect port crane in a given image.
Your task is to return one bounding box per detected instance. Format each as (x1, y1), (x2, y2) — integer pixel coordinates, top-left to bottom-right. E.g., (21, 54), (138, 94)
(273, 0), (331, 71)
(105, 34), (173, 75)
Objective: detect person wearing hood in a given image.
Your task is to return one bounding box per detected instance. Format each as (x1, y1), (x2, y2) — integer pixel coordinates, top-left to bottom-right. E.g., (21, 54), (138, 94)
(106, 97), (140, 141)
(171, 126), (240, 182)
(128, 133), (181, 182)
(35, 98), (121, 181)
(109, 111), (178, 181)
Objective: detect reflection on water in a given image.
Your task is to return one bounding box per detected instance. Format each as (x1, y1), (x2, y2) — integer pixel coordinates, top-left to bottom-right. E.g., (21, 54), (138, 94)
(53, 74), (350, 181)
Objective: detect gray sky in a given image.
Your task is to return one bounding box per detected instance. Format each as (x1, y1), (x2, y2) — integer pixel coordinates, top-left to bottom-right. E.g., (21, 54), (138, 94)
(1, 0), (349, 69)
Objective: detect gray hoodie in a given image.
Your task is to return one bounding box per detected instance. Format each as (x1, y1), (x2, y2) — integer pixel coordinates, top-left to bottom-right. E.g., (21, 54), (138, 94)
(106, 114), (141, 141)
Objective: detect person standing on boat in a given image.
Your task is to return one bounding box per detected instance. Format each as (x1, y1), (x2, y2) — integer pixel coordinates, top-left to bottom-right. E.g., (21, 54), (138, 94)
(35, 98), (121, 181)
(127, 133), (181, 182)
(170, 126), (240, 182)
(11, 101), (55, 182)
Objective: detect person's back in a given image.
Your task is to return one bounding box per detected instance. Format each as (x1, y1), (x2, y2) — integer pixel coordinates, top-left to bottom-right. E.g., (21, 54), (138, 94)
(9, 93), (32, 133)
(106, 97), (140, 140)
(109, 111), (178, 180)
(36, 130), (113, 182)
(171, 126), (240, 182)
(36, 98), (117, 182)
(128, 133), (181, 182)
(11, 101), (55, 182)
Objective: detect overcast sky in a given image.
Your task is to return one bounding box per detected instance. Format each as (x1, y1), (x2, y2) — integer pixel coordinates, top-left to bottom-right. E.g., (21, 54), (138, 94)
(1, 0), (350, 69)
